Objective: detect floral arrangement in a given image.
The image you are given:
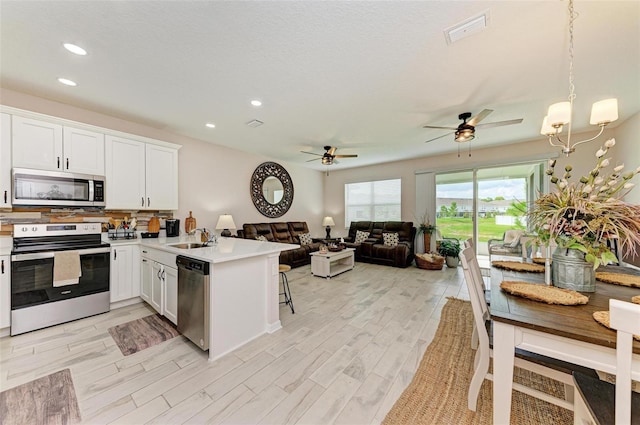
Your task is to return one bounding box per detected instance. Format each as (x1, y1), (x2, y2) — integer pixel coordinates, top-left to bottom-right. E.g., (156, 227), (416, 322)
(528, 138), (640, 268)
(417, 212), (436, 235)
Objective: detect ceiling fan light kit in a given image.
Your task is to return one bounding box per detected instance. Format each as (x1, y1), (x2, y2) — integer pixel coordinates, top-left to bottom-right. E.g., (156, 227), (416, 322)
(540, 0), (618, 156)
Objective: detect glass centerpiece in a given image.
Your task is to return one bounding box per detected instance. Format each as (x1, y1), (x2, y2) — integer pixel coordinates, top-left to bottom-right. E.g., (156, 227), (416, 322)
(528, 139), (640, 292)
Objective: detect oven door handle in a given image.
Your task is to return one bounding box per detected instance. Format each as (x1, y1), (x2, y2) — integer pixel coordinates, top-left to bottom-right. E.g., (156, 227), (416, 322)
(12, 246), (111, 262)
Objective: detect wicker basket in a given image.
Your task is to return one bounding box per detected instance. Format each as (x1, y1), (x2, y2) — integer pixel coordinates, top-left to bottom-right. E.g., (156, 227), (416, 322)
(415, 253), (445, 270)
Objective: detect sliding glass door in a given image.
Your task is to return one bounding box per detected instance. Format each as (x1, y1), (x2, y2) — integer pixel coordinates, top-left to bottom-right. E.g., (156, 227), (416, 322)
(435, 162), (545, 256)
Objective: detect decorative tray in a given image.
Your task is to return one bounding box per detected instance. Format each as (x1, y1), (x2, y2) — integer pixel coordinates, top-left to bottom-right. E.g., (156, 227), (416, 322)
(328, 244), (345, 252)
(492, 261), (545, 273)
(595, 272), (640, 288)
(500, 281), (589, 305)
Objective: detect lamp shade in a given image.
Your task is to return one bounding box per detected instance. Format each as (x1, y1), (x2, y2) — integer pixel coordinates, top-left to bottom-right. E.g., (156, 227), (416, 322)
(547, 101), (571, 126)
(540, 116), (560, 136)
(590, 98), (618, 125)
(216, 214), (236, 230)
(322, 216), (335, 227)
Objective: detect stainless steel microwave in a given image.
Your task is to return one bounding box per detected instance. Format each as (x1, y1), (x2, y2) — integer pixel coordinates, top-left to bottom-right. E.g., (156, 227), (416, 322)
(12, 168), (105, 207)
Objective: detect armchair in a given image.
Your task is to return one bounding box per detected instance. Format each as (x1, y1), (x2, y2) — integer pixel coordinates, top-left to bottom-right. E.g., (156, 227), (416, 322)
(488, 229), (525, 261)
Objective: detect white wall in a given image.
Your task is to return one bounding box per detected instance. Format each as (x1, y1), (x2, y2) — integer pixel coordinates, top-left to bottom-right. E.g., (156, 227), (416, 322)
(1, 88), (326, 236)
(611, 111), (640, 205)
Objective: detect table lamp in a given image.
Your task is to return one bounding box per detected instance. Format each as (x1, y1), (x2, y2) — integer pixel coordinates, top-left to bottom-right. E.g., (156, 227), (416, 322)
(322, 216), (335, 239)
(216, 214), (236, 237)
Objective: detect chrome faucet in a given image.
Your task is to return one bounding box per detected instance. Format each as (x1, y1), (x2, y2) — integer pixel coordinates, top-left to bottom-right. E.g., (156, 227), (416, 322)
(198, 228), (217, 246)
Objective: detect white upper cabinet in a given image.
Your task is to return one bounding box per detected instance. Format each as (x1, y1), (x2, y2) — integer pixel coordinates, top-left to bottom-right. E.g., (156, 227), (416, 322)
(105, 135), (146, 209)
(62, 127), (105, 175)
(145, 144), (178, 210)
(11, 116), (63, 171)
(12, 116), (104, 175)
(0, 113), (11, 207)
(105, 135), (178, 210)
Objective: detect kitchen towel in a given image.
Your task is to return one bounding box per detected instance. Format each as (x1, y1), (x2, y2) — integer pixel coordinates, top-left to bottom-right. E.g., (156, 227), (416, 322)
(53, 250), (81, 287)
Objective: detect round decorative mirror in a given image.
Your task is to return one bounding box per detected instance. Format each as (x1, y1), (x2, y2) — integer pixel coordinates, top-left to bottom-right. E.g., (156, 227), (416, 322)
(251, 162), (293, 218)
(262, 176), (284, 204)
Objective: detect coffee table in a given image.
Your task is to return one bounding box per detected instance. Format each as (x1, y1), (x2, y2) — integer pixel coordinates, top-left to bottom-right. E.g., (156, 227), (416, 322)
(310, 248), (355, 279)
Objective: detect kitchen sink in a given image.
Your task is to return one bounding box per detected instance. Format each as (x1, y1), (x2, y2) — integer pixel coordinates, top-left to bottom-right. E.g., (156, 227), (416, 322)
(168, 242), (206, 249)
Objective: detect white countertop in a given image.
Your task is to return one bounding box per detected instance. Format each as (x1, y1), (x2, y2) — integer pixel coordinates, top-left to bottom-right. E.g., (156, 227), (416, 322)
(105, 234), (299, 264)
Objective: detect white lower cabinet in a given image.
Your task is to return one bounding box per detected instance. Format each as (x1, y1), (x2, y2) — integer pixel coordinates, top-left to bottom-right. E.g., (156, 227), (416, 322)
(140, 248), (177, 325)
(110, 245), (141, 303)
(0, 255), (10, 329)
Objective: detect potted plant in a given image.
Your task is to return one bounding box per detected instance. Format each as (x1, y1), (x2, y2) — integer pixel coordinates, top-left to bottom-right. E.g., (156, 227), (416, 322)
(438, 239), (461, 268)
(417, 212), (436, 253)
(528, 138), (640, 292)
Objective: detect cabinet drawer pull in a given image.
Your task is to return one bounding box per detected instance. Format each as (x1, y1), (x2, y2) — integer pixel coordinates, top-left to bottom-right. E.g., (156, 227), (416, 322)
(66, 158), (69, 170)
(57, 156), (60, 169)
(147, 197), (150, 207)
(3, 190), (6, 204)
(61, 290), (71, 295)
(114, 250), (117, 260)
(141, 197), (145, 207)
(1, 259), (4, 274)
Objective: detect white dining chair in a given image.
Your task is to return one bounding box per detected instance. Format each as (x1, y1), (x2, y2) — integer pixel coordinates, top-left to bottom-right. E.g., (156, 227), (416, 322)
(460, 246), (575, 412)
(572, 299), (640, 425)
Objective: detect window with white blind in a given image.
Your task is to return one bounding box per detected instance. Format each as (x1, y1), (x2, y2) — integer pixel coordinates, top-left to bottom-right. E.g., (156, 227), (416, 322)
(344, 179), (401, 227)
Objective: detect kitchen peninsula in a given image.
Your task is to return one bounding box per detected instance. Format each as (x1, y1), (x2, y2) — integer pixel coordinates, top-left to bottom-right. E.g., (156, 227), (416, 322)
(114, 235), (298, 361)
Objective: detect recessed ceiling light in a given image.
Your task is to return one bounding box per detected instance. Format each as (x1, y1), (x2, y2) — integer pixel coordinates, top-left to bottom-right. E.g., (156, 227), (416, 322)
(57, 78), (77, 86)
(250, 100), (262, 107)
(63, 43), (87, 55)
(205, 123), (216, 128)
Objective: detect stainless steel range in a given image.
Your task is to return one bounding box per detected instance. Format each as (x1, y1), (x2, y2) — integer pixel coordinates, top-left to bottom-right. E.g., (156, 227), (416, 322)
(11, 223), (111, 335)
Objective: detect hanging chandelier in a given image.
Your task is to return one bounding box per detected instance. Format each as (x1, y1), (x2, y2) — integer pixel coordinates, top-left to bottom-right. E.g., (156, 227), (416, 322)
(540, 0), (618, 156)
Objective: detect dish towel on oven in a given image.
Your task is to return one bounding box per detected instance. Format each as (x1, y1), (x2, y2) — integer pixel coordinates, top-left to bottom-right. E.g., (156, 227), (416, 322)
(53, 251), (82, 287)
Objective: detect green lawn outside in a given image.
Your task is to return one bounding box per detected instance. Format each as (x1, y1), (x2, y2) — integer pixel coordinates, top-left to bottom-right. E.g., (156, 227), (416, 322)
(436, 216), (524, 243)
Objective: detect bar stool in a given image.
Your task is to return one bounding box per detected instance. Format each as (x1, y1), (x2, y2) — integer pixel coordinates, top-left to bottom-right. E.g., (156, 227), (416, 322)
(279, 264), (295, 314)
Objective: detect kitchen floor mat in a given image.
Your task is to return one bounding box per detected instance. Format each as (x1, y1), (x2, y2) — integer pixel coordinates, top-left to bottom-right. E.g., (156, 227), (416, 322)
(0, 368), (81, 425)
(108, 314), (180, 356)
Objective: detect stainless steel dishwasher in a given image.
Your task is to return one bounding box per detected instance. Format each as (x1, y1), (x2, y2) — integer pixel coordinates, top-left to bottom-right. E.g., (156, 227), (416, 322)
(176, 255), (210, 350)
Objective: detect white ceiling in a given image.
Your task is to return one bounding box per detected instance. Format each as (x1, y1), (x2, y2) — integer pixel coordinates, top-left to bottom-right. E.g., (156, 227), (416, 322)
(1, 1), (638, 171)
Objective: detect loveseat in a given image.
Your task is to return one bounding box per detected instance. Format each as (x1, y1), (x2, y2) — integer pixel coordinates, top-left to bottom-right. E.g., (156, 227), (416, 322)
(237, 221), (322, 268)
(343, 221), (416, 268)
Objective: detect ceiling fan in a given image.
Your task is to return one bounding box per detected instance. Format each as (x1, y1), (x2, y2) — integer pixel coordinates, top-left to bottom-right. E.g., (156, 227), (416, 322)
(423, 109), (523, 144)
(301, 145), (358, 165)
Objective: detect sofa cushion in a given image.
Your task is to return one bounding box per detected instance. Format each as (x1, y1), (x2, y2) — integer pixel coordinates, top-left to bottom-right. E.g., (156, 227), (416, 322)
(299, 232), (312, 245)
(243, 223), (275, 241)
(347, 221), (373, 241)
(383, 232), (399, 247)
(355, 230), (370, 243)
(287, 221), (310, 243)
(270, 222), (294, 243)
(383, 221), (414, 242)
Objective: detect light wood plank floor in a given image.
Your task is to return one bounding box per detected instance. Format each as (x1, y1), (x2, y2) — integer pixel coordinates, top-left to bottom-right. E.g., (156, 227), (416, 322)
(0, 262), (470, 425)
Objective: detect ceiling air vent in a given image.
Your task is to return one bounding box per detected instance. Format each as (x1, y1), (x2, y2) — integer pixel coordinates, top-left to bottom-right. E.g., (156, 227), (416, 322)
(246, 119), (264, 128)
(444, 11), (490, 45)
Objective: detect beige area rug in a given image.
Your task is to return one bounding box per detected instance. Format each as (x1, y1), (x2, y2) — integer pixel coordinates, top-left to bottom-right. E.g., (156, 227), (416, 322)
(108, 314), (180, 356)
(382, 298), (572, 425)
(0, 369), (81, 425)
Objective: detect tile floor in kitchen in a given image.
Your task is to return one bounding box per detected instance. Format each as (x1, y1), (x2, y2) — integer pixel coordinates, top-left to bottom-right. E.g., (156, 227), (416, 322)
(0, 261), (470, 425)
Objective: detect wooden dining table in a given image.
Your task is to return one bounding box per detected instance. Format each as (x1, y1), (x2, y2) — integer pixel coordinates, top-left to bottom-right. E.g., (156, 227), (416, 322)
(490, 264), (640, 424)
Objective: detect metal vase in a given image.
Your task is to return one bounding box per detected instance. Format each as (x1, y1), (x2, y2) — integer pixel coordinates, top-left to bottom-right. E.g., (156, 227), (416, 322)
(551, 247), (596, 292)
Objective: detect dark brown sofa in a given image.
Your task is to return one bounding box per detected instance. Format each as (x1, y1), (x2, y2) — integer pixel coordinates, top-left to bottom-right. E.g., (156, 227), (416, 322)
(237, 221), (322, 268)
(343, 221), (416, 268)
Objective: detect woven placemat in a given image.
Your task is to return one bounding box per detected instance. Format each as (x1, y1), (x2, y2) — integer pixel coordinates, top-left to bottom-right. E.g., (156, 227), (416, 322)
(492, 261), (545, 273)
(531, 257), (551, 265)
(593, 311), (640, 341)
(500, 281), (589, 305)
(632, 295), (640, 305)
(595, 272), (640, 288)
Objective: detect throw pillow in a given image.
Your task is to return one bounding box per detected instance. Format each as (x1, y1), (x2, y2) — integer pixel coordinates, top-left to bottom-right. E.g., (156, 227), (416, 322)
(299, 232), (312, 245)
(255, 235), (267, 241)
(355, 230), (370, 244)
(383, 232), (399, 247)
